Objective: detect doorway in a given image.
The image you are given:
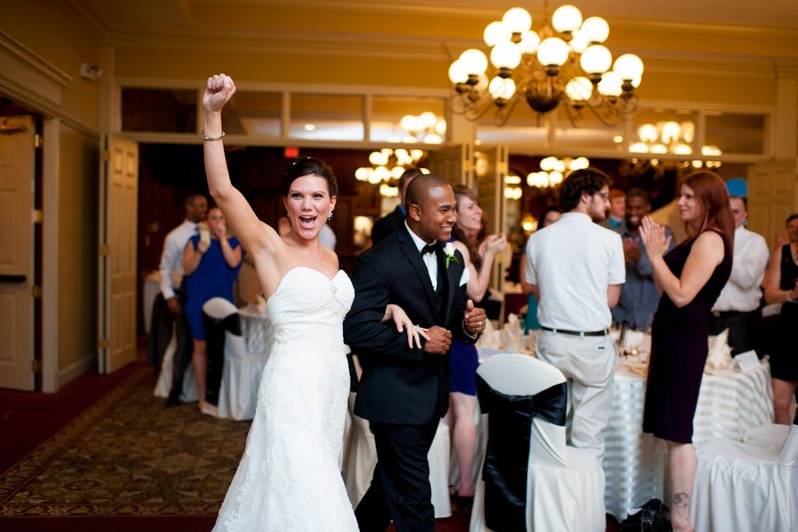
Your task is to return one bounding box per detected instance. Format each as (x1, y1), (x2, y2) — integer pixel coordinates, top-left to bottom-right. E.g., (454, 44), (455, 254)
(0, 97), (43, 391)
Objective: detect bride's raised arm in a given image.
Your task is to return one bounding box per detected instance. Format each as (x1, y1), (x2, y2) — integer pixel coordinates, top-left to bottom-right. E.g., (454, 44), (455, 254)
(202, 74), (276, 254)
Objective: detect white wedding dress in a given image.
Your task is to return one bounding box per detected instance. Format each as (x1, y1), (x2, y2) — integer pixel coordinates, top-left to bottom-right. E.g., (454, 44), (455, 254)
(214, 267), (358, 531)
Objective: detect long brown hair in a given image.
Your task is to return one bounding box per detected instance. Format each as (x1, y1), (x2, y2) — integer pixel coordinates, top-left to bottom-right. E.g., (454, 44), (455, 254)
(452, 184), (484, 269)
(681, 171), (734, 246)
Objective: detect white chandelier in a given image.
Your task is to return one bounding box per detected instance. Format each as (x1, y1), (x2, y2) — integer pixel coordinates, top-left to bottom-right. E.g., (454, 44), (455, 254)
(504, 174), (523, 200)
(355, 148), (429, 197)
(527, 155), (589, 188)
(628, 120), (722, 169)
(448, 3), (644, 126)
(398, 112), (446, 144)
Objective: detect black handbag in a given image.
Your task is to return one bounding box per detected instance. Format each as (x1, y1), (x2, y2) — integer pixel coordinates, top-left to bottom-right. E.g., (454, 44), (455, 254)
(620, 499), (672, 532)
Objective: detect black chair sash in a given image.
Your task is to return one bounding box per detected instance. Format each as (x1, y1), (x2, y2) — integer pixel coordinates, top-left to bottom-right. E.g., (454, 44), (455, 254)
(476, 374), (567, 532)
(203, 311), (242, 406)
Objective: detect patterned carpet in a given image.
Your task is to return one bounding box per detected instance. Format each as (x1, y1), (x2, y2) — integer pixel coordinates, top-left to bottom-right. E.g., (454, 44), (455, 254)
(0, 369), (250, 517)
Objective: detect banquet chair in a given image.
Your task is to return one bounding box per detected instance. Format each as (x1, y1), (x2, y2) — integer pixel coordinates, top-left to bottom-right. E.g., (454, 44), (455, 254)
(470, 354), (605, 532)
(342, 396), (453, 519)
(691, 410), (798, 532)
(203, 297), (266, 421)
(153, 329), (198, 402)
(743, 423), (791, 454)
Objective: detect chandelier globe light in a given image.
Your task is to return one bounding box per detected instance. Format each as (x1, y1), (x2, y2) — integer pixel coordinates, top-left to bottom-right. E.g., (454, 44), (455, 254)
(527, 155), (589, 188)
(449, 2), (643, 126)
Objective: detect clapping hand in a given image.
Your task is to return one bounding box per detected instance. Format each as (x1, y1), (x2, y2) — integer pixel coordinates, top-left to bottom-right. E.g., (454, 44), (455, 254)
(639, 216), (671, 260)
(213, 221), (227, 239)
(202, 74), (236, 113)
(478, 234), (507, 259)
(464, 299), (487, 335)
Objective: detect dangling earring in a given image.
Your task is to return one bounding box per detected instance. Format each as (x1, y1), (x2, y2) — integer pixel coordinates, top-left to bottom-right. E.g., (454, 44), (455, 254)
(328, 210), (334, 221)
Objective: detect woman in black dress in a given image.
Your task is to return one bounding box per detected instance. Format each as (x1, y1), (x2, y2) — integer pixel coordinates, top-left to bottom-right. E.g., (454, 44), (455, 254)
(763, 212), (798, 424)
(639, 171), (733, 532)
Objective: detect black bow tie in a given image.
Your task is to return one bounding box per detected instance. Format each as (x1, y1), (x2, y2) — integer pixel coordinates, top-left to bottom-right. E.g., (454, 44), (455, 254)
(421, 242), (442, 255)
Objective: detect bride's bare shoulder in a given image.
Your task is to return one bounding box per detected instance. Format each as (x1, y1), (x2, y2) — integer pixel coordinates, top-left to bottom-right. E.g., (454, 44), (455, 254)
(321, 245), (340, 270)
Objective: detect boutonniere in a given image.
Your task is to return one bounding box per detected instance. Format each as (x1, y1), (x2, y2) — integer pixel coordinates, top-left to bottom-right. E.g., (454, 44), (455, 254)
(443, 242), (459, 269)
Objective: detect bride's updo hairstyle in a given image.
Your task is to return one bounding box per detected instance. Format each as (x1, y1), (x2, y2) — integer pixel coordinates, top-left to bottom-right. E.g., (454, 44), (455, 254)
(282, 156), (338, 197)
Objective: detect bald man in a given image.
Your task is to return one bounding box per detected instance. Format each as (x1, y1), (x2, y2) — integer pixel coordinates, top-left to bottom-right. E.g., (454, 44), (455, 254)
(344, 175), (486, 532)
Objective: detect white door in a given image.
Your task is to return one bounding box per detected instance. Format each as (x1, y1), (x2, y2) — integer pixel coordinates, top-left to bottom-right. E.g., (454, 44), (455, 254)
(748, 161), (797, 249)
(0, 116), (36, 390)
(98, 136), (138, 373)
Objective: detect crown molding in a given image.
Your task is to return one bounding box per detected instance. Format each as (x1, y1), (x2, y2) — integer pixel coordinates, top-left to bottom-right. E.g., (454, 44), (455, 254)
(195, 0), (798, 36)
(0, 31), (73, 87)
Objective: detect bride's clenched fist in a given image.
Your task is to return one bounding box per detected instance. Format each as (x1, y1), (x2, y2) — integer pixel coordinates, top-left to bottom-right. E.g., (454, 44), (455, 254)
(202, 74), (236, 113)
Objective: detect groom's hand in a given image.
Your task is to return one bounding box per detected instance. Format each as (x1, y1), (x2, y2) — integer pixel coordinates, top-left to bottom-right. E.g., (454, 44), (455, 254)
(464, 299), (487, 335)
(423, 326), (452, 355)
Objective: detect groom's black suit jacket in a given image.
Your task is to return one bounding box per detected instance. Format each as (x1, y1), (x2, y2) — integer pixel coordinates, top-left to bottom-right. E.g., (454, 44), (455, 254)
(343, 227), (476, 425)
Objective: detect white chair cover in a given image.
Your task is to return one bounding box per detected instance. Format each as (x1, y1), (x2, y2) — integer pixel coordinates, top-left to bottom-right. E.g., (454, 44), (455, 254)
(691, 419), (798, 532)
(342, 394), (452, 519)
(203, 297), (237, 320)
(201, 297), (270, 421)
(470, 354), (605, 532)
(153, 329), (197, 402)
(743, 423), (791, 454)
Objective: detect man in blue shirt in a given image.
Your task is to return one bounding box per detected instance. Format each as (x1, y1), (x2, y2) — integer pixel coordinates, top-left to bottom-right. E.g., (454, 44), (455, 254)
(612, 188), (673, 330)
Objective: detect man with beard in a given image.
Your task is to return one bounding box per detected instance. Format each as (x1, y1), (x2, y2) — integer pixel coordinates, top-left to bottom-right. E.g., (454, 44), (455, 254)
(612, 188), (673, 330)
(525, 168), (625, 457)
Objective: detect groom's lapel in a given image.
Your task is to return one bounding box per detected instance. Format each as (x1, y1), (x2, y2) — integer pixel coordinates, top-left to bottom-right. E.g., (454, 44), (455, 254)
(397, 230), (437, 313)
(443, 253), (461, 326)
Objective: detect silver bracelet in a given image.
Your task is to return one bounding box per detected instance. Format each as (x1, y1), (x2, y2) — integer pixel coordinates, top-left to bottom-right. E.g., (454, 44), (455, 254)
(202, 131), (225, 141)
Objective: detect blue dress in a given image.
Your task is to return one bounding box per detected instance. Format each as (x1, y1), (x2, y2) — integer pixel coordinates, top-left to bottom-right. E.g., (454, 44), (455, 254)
(448, 239), (479, 396)
(183, 235), (241, 340)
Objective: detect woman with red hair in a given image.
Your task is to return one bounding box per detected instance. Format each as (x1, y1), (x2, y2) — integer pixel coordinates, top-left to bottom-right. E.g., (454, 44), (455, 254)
(639, 171), (734, 532)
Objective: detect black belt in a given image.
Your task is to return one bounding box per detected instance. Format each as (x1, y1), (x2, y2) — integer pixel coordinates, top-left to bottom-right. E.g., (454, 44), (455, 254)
(541, 326), (608, 337)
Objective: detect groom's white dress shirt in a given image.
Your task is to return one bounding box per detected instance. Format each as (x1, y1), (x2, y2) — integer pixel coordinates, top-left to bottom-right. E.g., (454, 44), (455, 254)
(405, 222), (468, 290)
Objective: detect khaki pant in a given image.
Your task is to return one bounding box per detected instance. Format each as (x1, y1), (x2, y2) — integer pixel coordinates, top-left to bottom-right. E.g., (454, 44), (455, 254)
(536, 331), (617, 457)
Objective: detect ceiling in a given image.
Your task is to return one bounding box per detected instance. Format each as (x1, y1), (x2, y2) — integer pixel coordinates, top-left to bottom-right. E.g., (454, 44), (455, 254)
(73, 0), (798, 36)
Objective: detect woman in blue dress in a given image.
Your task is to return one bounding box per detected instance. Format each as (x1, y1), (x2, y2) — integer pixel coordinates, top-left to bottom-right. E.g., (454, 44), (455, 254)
(521, 206), (562, 331)
(183, 206), (242, 411)
(448, 185), (507, 503)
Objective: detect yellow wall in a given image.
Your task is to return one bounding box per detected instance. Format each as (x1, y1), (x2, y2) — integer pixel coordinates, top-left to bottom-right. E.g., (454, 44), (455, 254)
(1, 1), (102, 386)
(57, 125), (99, 376)
(2, 0), (102, 131)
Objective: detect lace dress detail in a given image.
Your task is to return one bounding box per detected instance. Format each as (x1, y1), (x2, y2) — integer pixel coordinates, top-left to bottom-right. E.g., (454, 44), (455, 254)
(213, 267), (358, 531)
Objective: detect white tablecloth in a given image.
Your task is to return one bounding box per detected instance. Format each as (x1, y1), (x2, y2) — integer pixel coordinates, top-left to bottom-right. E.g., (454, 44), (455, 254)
(604, 360), (774, 519)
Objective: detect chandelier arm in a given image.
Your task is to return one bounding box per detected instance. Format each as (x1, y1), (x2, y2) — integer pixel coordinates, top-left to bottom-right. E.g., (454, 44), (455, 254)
(564, 102), (579, 128)
(584, 99), (620, 128)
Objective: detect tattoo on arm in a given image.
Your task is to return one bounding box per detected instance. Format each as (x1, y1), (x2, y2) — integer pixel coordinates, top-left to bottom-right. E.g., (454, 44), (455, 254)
(673, 492), (690, 509)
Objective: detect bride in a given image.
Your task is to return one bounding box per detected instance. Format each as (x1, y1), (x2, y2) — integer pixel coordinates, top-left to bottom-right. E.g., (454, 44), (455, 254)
(204, 74), (423, 531)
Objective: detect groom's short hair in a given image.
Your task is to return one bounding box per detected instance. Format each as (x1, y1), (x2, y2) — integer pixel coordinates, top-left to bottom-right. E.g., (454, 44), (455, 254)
(404, 174), (450, 209)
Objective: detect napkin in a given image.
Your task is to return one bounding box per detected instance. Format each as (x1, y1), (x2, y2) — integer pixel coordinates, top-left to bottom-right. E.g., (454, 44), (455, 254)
(476, 320), (502, 350)
(501, 314), (524, 352)
(705, 329), (733, 371)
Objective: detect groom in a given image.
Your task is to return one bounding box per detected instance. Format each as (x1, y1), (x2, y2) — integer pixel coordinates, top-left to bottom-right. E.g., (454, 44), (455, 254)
(344, 174), (487, 532)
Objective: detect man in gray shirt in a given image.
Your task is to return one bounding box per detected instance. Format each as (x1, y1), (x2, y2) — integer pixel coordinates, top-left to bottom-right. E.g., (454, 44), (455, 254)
(612, 188), (673, 330)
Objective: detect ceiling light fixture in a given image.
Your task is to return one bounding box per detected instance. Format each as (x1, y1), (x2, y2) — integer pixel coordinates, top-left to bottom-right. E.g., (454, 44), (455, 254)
(448, 2), (643, 127)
